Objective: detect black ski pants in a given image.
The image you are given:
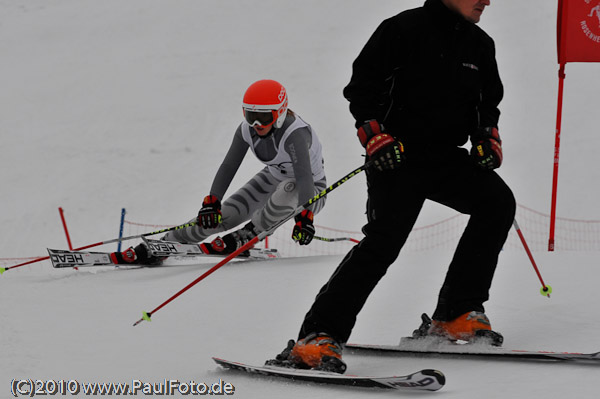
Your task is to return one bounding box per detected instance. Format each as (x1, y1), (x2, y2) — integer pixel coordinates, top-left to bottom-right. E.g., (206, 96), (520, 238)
(298, 149), (516, 344)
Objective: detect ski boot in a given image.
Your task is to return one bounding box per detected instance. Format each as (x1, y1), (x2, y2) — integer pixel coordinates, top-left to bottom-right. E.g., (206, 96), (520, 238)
(266, 334), (347, 374)
(110, 242), (164, 266)
(200, 222), (257, 256)
(265, 333), (347, 374)
(428, 311), (504, 346)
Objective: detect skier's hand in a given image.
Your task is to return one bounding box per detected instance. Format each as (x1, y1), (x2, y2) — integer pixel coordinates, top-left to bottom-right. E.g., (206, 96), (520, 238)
(197, 195), (222, 229)
(470, 127), (502, 170)
(292, 210), (315, 245)
(357, 120), (405, 172)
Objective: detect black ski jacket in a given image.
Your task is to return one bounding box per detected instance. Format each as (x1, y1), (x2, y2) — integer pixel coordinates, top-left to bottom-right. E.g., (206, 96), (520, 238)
(343, 0), (503, 158)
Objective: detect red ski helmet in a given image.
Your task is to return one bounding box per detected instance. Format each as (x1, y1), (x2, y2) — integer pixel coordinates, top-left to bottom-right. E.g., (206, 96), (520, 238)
(242, 80), (288, 129)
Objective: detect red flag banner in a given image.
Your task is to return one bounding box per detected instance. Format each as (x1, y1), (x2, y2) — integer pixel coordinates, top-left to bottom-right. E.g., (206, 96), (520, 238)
(558, 0), (600, 63)
(551, 0), (600, 251)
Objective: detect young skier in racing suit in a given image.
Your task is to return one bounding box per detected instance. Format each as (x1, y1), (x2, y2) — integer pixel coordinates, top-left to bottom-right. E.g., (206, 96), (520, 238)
(111, 79), (326, 264)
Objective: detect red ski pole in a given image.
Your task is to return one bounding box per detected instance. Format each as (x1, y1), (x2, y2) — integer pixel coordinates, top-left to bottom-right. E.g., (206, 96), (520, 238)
(513, 219), (552, 298)
(133, 235), (261, 326)
(133, 162), (371, 326)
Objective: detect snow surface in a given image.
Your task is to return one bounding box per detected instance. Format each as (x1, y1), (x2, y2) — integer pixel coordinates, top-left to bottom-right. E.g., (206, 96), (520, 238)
(2, 0), (600, 398)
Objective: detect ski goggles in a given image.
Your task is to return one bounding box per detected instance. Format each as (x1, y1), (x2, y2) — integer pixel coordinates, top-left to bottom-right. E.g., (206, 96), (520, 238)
(244, 109), (277, 128)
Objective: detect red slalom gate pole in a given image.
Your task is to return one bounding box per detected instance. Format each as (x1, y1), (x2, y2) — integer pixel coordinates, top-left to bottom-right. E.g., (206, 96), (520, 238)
(58, 207), (74, 250)
(513, 219), (552, 298)
(548, 64), (566, 252)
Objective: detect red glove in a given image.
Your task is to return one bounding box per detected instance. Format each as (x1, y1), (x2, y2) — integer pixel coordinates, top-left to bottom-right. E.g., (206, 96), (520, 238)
(470, 127), (502, 170)
(357, 120), (405, 171)
(292, 210), (315, 245)
(197, 195), (222, 229)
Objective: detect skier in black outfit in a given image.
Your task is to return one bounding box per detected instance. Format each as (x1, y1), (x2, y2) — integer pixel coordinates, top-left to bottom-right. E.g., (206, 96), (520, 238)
(273, 0), (516, 373)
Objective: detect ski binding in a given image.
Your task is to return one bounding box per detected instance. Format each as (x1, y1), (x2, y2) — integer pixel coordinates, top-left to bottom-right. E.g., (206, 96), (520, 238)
(142, 238), (280, 259)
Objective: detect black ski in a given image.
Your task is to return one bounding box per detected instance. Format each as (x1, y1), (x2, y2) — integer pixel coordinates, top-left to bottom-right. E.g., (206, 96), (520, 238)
(346, 342), (600, 363)
(212, 357), (445, 391)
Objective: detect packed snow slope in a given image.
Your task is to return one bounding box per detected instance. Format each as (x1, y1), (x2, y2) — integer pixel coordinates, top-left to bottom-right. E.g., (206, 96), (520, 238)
(2, 1), (600, 398)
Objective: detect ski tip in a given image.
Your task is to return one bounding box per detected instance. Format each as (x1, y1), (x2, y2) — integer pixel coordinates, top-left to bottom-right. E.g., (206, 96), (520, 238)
(0, 267), (5, 275)
(540, 285), (553, 297)
(420, 369), (446, 387)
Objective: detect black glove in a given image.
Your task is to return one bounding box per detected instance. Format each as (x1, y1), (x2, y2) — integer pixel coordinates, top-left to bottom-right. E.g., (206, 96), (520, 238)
(357, 120), (405, 171)
(470, 127), (503, 170)
(292, 210), (315, 245)
(197, 195), (222, 229)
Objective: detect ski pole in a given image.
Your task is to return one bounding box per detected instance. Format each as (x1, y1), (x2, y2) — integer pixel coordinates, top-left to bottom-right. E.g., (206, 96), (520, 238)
(0, 221), (199, 274)
(133, 162), (371, 326)
(313, 235), (360, 243)
(513, 219), (552, 298)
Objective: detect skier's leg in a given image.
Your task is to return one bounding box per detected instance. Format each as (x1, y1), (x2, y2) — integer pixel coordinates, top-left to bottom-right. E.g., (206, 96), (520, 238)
(429, 158), (515, 322)
(250, 178), (328, 234)
(207, 177), (328, 254)
(298, 168), (425, 343)
(163, 168), (279, 243)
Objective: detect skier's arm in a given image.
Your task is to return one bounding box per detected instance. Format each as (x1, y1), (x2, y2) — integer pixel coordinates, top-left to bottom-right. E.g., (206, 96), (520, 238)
(478, 38), (503, 129)
(343, 18), (397, 127)
(286, 128), (318, 246)
(284, 128), (315, 205)
(469, 37), (504, 170)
